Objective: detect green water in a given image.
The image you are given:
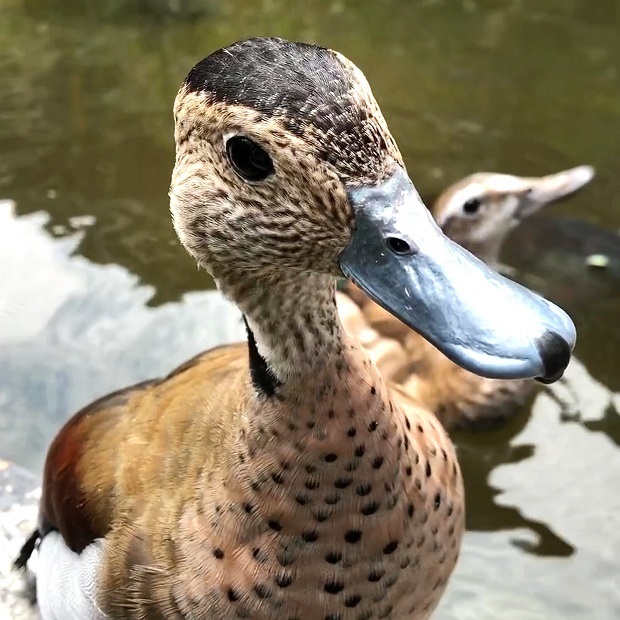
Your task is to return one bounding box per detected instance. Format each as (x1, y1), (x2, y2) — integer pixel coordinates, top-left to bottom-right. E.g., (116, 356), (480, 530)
(1, 0), (619, 617)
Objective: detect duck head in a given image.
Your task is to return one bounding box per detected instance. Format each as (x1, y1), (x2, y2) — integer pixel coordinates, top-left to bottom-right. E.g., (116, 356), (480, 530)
(170, 37), (575, 383)
(433, 166), (595, 265)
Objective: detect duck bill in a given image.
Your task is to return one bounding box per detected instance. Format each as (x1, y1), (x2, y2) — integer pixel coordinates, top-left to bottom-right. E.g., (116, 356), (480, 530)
(516, 165), (595, 219)
(339, 166), (576, 383)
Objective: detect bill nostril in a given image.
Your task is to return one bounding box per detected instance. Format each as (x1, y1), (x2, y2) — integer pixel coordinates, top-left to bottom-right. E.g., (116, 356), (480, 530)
(534, 330), (572, 384)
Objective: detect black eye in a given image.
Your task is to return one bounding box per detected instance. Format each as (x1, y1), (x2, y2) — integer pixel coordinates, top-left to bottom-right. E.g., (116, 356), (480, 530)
(386, 236), (417, 257)
(462, 197), (481, 215)
(226, 136), (274, 182)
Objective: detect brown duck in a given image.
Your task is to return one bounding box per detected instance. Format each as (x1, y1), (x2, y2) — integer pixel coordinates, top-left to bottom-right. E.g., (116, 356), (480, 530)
(15, 38), (575, 619)
(338, 166), (593, 430)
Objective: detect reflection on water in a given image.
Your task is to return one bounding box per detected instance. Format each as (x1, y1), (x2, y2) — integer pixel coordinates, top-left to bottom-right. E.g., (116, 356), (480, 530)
(1, 0), (620, 616)
(0, 200), (245, 470)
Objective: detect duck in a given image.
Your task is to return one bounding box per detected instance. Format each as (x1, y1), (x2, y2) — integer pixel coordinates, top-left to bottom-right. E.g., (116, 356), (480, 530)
(14, 37), (575, 619)
(337, 165), (594, 430)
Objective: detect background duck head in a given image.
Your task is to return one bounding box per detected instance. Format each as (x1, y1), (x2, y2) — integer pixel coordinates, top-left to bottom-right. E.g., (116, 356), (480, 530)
(433, 166), (595, 268)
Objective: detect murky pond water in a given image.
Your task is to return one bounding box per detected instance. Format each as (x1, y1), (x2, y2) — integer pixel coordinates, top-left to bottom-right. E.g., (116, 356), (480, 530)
(1, 0), (619, 617)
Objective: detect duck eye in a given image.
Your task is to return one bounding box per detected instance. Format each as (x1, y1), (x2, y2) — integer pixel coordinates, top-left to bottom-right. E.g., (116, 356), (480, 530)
(462, 197), (481, 215)
(226, 136), (274, 182)
(386, 236), (416, 257)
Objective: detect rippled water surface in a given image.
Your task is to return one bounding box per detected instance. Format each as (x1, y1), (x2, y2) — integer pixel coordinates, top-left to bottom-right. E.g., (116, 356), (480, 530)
(1, 0), (619, 617)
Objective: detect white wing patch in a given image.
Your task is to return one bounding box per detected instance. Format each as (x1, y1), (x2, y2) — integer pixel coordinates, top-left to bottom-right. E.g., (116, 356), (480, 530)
(37, 532), (109, 620)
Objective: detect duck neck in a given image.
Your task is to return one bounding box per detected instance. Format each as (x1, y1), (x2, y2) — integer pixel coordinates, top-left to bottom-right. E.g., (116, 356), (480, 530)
(218, 271), (352, 397)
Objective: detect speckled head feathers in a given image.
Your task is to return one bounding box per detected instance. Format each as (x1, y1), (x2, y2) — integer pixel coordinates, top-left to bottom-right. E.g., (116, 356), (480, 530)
(181, 38), (400, 178)
(170, 38), (402, 281)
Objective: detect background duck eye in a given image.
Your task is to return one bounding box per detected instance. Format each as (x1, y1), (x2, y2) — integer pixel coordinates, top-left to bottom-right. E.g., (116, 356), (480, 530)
(462, 197), (481, 215)
(226, 136), (274, 182)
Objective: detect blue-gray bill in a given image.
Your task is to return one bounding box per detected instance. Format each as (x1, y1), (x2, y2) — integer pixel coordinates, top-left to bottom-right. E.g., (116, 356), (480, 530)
(340, 166), (576, 384)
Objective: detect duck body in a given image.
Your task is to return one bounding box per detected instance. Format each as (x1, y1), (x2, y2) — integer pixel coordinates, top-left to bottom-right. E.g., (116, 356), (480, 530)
(38, 342), (463, 619)
(15, 37), (576, 619)
(338, 166), (594, 430)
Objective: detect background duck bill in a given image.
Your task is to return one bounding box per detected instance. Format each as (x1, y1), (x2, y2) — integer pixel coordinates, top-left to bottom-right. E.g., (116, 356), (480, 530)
(517, 165), (595, 219)
(340, 166), (576, 382)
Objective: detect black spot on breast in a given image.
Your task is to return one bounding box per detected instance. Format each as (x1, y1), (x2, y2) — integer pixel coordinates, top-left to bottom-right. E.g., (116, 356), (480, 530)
(275, 573), (293, 588)
(371, 456), (384, 469)
(271, 472), (285, 484)
(361, 501), (379, 516)
(382, 541), (398, 555)
(325, 551), (342, 564)
(302, 531), (319, 543)
(228, 588), (240, 601)
(356, 484), (371, 496)
(345, 594), (362, 608)
(314, 507), (330, 522)
(277, 549), (295, 567)
(368, 567), (385, 582)
(334, 477), (352, 489)
(253, 584), (271, 599)
(324, 579), (344, 594)
(345, 530), (362, 543)
(295, 493), (309, 506)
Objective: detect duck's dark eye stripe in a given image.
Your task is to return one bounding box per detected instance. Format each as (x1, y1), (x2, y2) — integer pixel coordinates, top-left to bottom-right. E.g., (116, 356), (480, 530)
(226, 136), (274, 182)
(462, 197), (481, 214)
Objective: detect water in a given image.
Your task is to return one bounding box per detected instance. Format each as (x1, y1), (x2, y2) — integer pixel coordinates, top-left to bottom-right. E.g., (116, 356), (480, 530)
(1, 0), (619, 616)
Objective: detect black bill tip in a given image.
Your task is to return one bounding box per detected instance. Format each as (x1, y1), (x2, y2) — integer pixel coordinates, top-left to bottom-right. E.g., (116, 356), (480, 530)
(534, 330), (573, 384)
